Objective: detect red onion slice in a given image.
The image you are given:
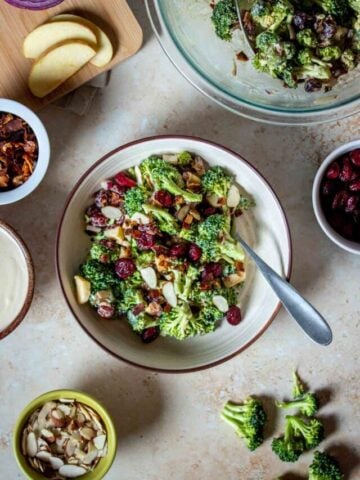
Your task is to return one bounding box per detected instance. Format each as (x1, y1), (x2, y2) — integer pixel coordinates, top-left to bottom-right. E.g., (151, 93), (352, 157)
(5, 0), (65, 10)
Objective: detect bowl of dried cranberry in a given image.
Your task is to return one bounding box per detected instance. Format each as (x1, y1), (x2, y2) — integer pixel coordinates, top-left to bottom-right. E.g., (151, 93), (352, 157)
(56, 136), (292, 372)
(313, 140), (360, 255)
(0, 99), (50, 205)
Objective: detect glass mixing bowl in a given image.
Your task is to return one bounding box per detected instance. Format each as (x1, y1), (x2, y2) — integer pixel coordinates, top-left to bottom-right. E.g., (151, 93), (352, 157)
(146, 0), (360, 125)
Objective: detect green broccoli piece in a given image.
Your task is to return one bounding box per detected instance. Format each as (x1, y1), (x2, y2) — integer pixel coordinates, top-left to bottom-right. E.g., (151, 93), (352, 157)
(202, 166), (232, 199)
(143, 157), (202, 203)
(309, 451), (344, 480)
(341, 49), (356, 70)
(237, 194), (256, 211)
(294, 63), (332, 80)
(296, 28), (318, 48)
(276, 393), (319, 417)
(297, 48), (328, 66)
(211, 0), (238, 41)
(271, 418), (305, 462)
(353, 16), (360, 50)
(89, 242), (120, 263)
(189, 283), (238, 308)
(177, 151), (193, 166)
(221, 398), (267, 451)
(318, 46), (342, 61)
(251, 0), (275, 29)
(292, 370), (306, 398)
(268, 0), (295, 32)
(179, 223), (198, 242)
(350, 0), (360, 12)
(173, 265), (199, 301)
(113, 270), (144, 298)
(197, 304), (224, 328)
(134, 250), (155, 269)
(127, 310), (159, 333)
(252, 51), (297, 87)
(159, 301), (206, 339)
(143, 204), (180, 235)
(117, 287), (144, 315)
(311, 0), (349, 22)
(80, 259), (117, 292)
(124, 186), (148, 217)
(255, 31), (281, 52)
(290, 415), (324, 449)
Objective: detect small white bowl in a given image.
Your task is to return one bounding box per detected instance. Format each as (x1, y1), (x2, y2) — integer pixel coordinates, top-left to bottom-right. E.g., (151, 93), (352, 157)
(0, 99), (50, 205)
(312, 139), (360, 255)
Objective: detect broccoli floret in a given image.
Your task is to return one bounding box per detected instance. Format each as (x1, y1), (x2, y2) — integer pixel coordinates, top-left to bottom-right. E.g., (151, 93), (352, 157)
(80, 259), (117, 292)
(134, 250), (155, 269)
(143, 204), (180, 235)
(271, 418), (305, 462)
(160, 301), (206, 339)
(124, 186), (148, 217)
(311, 0), (349, 22)
(173, 265), (199, 301)
(143, 157), (202, 203)
(117, 287), (144, 315)
(297, 48), (328, 65)
(189, 283), (238, 307)
(221, 398), (267, 451)
(297, 28), (318, 47)
(269, 0), (295, 31)
(292, 370), (306, 398)
(252, 51), (297, 87)
(353, 16), (360, 50)
(179, 223), (198, 242)
(350, 0), (360, 13)
(202, 166), (232, 199)
(309, 451), (344, 480)
(127, 310), (159, 333)
(318, 45), (342, 60)
(89, 242), (120, 263)
(255, 31), (281, 51)
(294, 63), (332, 79)
(113, 270), (143, 298)
(341, 48), (356, 69)
(177, 151), (193, 166)
(211, 0), (238, 41)
(197, 304), (224, 328)
(252, 0), (294, 31)
(289, 415), (324, 449)
(276, 392), (319, 416)
(251, 0), (275, 29)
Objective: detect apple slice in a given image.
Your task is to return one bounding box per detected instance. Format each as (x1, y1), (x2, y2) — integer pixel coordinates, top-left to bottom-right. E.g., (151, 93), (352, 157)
(49, 14), (114, 67)
(74, 275), (91, 304)
(29, 41), (96, 98)
(23, 21), (97, 59)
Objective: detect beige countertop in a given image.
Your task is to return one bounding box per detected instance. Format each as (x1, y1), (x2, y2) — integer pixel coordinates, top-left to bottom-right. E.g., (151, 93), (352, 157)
(1, 3), (359, 479)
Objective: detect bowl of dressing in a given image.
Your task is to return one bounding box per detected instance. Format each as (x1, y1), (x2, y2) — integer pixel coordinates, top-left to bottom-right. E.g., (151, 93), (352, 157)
(0, 220), (34, 340)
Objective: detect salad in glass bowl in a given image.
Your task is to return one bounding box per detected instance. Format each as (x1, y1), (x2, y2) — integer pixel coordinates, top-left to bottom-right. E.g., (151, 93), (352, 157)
(74, 152), (254, 343)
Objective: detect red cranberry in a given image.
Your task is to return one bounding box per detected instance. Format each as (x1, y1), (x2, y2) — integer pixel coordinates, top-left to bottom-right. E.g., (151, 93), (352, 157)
(203, 207), (217, 217)
(201, 263), (222, 282)
(345, 195), (359, 213)
(141, 326), (160, 343)
(188, 243), (202, 262)
(169, 243), (188, 257)
(341, 223), (354, 240)
(114, 172), (137, 188)
(332, 190), (349, 210)
(137, 233), (156, 250)
(326, 161), (340, 180)
(154, 190), (174, 207)
(349, 149), (360, 167)
(226, 305), (242, 325)
(133, 304), (145, 316)
(328, 212), (344, 230)
(97, 304), (115, 319)
(339, 157), (353, 182)
(89, 211), (108, 227)
(349, 178), (360, 192)
(321, 180), (336, 196)
(95, 189), (109, 208)
(152, 244), (169, 255)
(115, 258), (136, 279)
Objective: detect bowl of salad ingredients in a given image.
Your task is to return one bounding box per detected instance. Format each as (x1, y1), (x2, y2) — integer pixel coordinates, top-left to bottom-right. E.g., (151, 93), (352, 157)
(146, 0), (360, 124)
(56, 136), (291, 372)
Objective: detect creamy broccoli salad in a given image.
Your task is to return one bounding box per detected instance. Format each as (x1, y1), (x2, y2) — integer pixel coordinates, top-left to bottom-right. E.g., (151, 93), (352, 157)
(74, 152), (254, 343)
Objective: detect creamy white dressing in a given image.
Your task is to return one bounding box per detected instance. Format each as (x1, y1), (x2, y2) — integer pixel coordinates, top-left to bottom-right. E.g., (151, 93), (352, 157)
(0, 228), (28, 332)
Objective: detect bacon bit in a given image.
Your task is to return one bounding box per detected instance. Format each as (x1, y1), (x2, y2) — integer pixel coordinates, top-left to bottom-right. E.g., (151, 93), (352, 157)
(163, 303), (172, 313)
(155, 254), (172, 273)
(133, 304), (145, 316)
(145, 302), (163, 317)
(236, 51), (249, 62)
(174, 195), (185, 206)
(183, 214), (194, 225)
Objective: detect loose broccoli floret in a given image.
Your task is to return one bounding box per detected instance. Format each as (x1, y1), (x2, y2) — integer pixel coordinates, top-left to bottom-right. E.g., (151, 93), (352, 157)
(143, 157), (202, 203)
(288, 415), (324, 449)
(341, 48), (356, 69)
(127, 310), (159, 333)
(276, 392), (319, 416)
(89, 242), (120, 263)
(80, 259), (117, 292)
(211, 0), (238, 41)
(202, 166), (232, 200)
(318, 45), (342, 60)
(292, 370), (306, 398)
(311, 0), (349, 22)
(255, 31), (282, 51)
(252, 51), (297, 87)
(177, 151), (193, 166)
(297, 48), (328, 65)
(124, 186), (148, 217)
(296, 28), (318, 47)
(237, 194), (255, 210)
(271, 417), (305, 462)
(160, 301), (206, 339)
(221, 398), (267, 451)
(143, 204), (180, 235)
(309, 451), (344, 480)
(294, 63), (332, 79)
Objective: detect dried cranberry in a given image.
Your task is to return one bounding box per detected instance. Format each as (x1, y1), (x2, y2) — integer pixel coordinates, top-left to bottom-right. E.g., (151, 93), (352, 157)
(201, 262), (222, 281)
(154, 190), (174, 208)
(349, 149), (360, 168)
(304, 78), (322, 93)
(152, 244), (169, 255)
(169, 243), (188, 257)
(100, 239), (116, 249)
(133, 304), (145, 316)
(203, 206), (217, 217)
(137, 233), (156, 250)
(115, 258), (136, 279)
(326, 161), (340, 180)
(345, 195), (359, 213)
(341, 223), (354, 240)
(114, 172), (137, 188)
(141, 326), (160, 344)
(97, 304), (115, 319)
(188, 243), (202, 262)
(95, 189), (109, 208)
(321, 180), (336, 196)
(328, 212), (344, 230)
(89, 211), (108, 227)
(339, 157), (353, 182)
(226, 306), (242, 325)
(332, 190), (349, 210)
(349, 178), (360, 192)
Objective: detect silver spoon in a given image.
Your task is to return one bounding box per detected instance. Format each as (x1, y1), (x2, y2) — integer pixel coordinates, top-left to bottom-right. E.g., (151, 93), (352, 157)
(235, 235), (333, 346)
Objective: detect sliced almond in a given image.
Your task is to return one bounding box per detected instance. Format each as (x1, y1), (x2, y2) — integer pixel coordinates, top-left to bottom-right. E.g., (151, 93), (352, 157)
(59, 398), (75, 404)
(37, 402), (56, 429)
(162, 282), (177, 307)
(223, 273), (245, 288)
(140, 267), (157, 289)
(50, 408), (66, 428)
(36, 450), (51, 461)
(41, 428), (56, 443)
(212, 295), (229, 313)
(162, 153), (179, 164)
(101, 206), (122, 220)
(134, 165), (143, 185)
(59, 465), (88, 478)
(93, 434), (106, 451)
(76, 412), (86, 428)
(131, 212), (150, 224)
(49, 456), (64, 470)
(227, 184), (241, 208)
(207, 193), (221, 207)
(37, 437), (51, 451)
(177, 204), (190, 222)
(79, 427), (96, 441)
(26, 432), (38, 457)
(82, 447), (98, 465)
(65, 439), (77, 457)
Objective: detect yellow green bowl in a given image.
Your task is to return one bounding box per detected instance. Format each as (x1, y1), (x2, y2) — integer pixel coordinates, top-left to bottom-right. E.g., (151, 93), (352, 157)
(13, 389), (117, 480)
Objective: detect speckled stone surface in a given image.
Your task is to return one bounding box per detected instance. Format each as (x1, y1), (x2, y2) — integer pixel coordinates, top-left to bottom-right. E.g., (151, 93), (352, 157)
(1, 3), (359, 479)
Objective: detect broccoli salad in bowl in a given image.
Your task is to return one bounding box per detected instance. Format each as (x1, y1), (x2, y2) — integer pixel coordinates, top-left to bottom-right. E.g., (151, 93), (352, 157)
(74, 152), (254, 344)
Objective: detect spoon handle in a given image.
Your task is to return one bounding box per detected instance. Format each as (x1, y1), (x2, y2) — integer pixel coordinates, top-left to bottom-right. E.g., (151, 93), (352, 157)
(237, 237), (333, 346)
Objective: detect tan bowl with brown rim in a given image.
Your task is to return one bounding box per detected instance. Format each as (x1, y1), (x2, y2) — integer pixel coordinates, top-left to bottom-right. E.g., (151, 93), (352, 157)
(0, 220), (34, 340)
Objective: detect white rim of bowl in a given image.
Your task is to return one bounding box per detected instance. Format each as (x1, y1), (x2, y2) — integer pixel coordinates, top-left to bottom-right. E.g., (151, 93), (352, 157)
(0, 99), (50, 205)
(312, 139), (360, 254)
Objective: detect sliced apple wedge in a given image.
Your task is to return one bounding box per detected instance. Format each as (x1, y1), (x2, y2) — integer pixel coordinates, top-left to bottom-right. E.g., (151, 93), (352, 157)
(74, 275), (91, 304)
(23, 21), (97, 59)
(49, 14), (114, 67)
(28, 41), (96, 98)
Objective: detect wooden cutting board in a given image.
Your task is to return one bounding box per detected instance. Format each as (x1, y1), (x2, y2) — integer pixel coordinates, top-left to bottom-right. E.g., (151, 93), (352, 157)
(0, 0), (143, 110)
